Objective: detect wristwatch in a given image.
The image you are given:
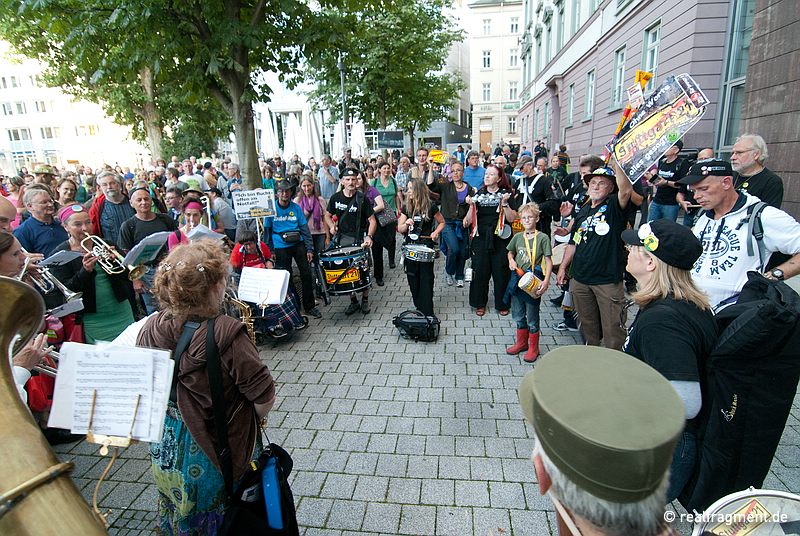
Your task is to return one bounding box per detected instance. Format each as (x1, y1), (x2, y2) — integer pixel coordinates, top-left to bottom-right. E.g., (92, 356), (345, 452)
(367, 234), (374, 240)
(770, 268), (785, 281)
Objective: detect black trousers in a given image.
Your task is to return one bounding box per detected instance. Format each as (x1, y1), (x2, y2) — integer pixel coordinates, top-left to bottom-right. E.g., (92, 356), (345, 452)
(372, 223), (397, 280)
(274, 243), (315, 312)
(405, 258), (435, 316)
(469, 233), (511, 311)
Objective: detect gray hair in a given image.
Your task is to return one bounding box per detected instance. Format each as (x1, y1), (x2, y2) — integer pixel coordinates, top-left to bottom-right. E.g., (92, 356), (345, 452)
(23, 184), (53, 206)
(532, 436), (669, 536)
(96, 170), (122, 185)
(736, 134), (768, 164)
(467, 150), (480, 159)
(227, 163), (240, 175)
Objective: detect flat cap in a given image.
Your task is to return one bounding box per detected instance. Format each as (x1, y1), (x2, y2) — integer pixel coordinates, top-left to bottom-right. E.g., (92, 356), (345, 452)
(518, 346), (684, 503)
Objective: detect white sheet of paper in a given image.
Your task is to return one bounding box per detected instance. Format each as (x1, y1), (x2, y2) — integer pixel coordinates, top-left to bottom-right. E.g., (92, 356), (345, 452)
(123, 231), (171, 266)
(238, 267), (289, 305)
(187, 224), (225, 242)
(47, 298), (84, 318)
(40, 249), (83, 267)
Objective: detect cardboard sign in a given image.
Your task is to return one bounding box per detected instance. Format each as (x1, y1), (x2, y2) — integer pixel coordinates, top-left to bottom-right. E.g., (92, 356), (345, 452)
(610, 74), (709, 184)
(232, 189), (276, 220)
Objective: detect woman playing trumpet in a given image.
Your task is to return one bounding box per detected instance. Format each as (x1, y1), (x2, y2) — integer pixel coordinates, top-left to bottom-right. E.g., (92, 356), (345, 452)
(49, 204), (135, 343)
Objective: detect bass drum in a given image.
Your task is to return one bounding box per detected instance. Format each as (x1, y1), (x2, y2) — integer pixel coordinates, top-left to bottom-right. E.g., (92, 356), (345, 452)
(319, 246), (372, 295)
(691, 487), (800, 535)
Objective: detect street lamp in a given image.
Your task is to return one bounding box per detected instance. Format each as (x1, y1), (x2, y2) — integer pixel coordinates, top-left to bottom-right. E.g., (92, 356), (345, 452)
(337, 51), (348, 149)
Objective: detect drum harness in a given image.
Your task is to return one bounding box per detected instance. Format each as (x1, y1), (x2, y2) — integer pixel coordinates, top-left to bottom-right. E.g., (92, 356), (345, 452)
(327, 191), (369, 287)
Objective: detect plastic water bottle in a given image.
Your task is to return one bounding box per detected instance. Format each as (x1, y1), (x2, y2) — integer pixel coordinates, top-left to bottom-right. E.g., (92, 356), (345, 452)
(262, 456), (284, 529)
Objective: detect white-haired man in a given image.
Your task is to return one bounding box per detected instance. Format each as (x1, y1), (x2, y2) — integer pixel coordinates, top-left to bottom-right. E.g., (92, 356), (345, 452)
(730, 133), (783, 208)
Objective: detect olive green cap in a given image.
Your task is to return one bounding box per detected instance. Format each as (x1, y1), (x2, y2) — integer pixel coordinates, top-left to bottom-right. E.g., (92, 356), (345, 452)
(518, 346), (684, 503)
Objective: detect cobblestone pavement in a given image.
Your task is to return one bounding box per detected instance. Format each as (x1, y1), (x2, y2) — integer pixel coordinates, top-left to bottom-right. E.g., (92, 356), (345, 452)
(53, 256), (800, 535)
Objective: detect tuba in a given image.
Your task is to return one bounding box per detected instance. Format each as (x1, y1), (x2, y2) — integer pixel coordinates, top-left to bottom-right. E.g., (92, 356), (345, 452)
(0, 276), (107, 534)
(80, 234), (146, 280)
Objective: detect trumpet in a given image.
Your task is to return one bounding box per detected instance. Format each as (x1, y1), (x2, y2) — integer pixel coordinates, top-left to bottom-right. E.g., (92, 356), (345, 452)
(80, 233), (146, 280)
(16, 252), (83, 302)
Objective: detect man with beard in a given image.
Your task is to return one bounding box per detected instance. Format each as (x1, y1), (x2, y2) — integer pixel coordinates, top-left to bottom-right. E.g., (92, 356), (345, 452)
(264, 181), (322, 319)
(730, 133), (783, 208)
(88, 171), (135, 245)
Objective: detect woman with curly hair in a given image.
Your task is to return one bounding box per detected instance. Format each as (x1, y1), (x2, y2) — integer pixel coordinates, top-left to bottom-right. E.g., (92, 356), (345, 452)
(137, 240), (276, 534)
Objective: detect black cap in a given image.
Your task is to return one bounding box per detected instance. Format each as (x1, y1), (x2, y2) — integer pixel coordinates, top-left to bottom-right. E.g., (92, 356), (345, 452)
(674, 139), (684, 151)
(621, 219), (702, 270)
(341, 167), (359, 178)
(203, 161), (212, 169)
(677, 158), (733, 186)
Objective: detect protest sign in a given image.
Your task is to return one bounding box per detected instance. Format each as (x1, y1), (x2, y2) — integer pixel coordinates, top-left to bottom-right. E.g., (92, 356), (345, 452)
(610, 74), (709, 184)
(232, 188), (276, 219)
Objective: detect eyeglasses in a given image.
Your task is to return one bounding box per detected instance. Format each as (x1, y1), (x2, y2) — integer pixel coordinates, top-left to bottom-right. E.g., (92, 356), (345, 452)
(731, 149), (754, 156)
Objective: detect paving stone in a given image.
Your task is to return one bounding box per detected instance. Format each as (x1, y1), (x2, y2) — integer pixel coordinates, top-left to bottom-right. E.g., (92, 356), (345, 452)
(297, 497), (333, 528)
(387, 477), (422, 503)
(421, 478), (455, 506)
(398, 504), (436, 535)
(320, 473), (358, 499)
(344, 452), (379, 475)
(326, 500), (366, 531)
(472, 506), (511, 536)
(361, 502), (401, 533)
(454, 480), (490, 507)
(509, 508), (553, 536)
(352, 475), (389, 501)
(436, 506), (474, 536)
(489, 481), (527, 509)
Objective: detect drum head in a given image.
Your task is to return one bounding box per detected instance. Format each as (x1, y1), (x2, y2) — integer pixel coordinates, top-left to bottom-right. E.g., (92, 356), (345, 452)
(691, 488), (800, 535)
(551, 243), (568, 267)
(497, 225), (512, 239)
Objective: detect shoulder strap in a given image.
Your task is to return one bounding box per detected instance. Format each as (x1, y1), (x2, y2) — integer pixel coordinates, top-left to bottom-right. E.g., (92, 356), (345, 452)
(169, 321), (201, 403)
(205, 317), (234, 497)
(746, 202), (768, 270)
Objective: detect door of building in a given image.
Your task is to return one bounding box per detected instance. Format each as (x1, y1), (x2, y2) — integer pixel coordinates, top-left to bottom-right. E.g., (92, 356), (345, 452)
(480, 130), (492, 153)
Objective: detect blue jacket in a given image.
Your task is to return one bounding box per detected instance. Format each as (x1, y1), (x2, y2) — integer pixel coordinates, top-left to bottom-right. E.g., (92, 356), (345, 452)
(264, 201), (313, 251)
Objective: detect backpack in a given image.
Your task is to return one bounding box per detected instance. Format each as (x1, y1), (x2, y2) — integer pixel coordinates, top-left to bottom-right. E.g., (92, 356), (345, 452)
(392, 310), (440, 342)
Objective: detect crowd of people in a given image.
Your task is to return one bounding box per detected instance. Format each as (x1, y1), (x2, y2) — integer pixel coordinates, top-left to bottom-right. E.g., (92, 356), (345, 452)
(3, 131), (799, 535)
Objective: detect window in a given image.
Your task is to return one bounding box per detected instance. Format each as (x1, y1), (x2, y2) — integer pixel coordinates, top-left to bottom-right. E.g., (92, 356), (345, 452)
(545, 23), (552, 62)
(509, 81), (518, 101)
(556, 7), (565, 52)
(535, 37), (542, 76)
(718, 0), (756, 149)
(534, 108), (540, 138)
(482, 83), (491, 102)
(75, 125), (100, 136)
(585, 70), (595, 118)
(612, 46), (626, 106)
(567, 84), (575, 125)
(35, 101), (47, 113)
(642, 23), (660, 92)
(591, 0), (601, 9)
(483, 19), (491, 35)
(543, 102), (550, 140)
(510, 17), (519, 34)
(15, 102), (26, 114)
(570, 0), (580, 36)
(508, 116), (517, 133)
(0, 77), (6, 89)
(2, 103), (12, 116)
(10, 76), (19, 88)
(482, 50), (491, 69)
(40, 127), (61, 139)
(28, 76), (36, 87)
(509, 48), (518, 68)
(8, 128), (32, 141)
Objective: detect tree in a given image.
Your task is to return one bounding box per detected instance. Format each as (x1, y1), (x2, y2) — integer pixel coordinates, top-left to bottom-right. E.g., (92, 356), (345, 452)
(305, 0), (465, 148)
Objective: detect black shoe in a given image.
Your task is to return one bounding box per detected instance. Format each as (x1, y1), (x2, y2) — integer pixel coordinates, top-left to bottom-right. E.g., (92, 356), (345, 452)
(389, 262), (396, 269)
(307, 307), (322, 319)
(376, 279), (385, 286)
(361, 299), (371, 314)
(295, 316), (309, 330)
(345, 300), (361, 315)
(550, 295), (564, 307)
(269, 326), (288, 339)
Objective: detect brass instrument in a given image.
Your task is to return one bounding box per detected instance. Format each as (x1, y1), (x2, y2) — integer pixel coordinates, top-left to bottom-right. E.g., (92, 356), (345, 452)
(80, 234), (146, 281)
(16, 254), (82, 303)
(200, 195), (213, 227)
(0, 276), (107, 534)
(32, 349), (60, 378)
(225, 292), (256, 345)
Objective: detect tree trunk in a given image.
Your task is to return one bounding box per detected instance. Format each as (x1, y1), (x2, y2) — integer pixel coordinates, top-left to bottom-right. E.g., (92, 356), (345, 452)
(232, 100), (260, 190)
(407, 127), (416, 151)
(138, 66), (163, 162)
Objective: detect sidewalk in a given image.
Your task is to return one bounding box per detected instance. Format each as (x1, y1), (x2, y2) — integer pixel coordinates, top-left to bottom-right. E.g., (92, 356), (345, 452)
(54, 258), (800, 535)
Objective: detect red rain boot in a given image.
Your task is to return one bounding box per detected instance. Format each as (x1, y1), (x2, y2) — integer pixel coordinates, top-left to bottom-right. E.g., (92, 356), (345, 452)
(506, 328), (529, 355)
(524, 332), (540, 363)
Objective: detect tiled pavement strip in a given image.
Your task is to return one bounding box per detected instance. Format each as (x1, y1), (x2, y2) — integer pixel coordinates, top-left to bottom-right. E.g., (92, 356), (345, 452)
(53, 256), (800, 535)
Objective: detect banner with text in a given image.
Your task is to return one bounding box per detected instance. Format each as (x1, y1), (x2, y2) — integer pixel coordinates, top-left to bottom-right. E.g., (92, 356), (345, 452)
(610, 74), (709, 184)
(232, 189), (276, 220)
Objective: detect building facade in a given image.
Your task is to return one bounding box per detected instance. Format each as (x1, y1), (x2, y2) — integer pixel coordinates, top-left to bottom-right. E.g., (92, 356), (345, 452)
(0, 42), (150, 175)
(517, 0), (758, 167)
(468, 0), (524, 154)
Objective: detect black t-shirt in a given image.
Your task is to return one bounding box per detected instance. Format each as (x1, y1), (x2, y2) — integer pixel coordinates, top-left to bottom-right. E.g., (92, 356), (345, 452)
(473, 187), (517, 231)
(327, 190), (374, 236)
(623, 297), (717, 429)
(569, 194), (631, 285)
(402, 205), (440, 247)
(118, 213), (177, 252)
(652, 157), (689, 205)
(733, 167), (784, 208)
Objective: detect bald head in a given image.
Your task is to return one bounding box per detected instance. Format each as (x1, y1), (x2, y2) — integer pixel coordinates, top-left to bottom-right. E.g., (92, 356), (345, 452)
(0, 195), (16, 233)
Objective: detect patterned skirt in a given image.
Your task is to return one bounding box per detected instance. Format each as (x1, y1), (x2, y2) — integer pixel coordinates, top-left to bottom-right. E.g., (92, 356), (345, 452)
(252, 287), (304, 332)
(150, 402), (260, 535)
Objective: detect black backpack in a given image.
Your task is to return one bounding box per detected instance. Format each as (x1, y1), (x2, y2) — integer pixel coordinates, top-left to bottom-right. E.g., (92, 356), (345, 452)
(392, 310), (440, 342)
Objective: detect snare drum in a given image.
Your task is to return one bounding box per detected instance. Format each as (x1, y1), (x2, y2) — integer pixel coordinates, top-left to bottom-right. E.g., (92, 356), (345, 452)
(691, 487), (800, 535)
(402, 244), (436, 263)
(319, 246), (371, 295)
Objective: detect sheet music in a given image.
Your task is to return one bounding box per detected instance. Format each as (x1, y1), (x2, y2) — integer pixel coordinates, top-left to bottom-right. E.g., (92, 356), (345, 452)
(40, 249), (83, 267)
(187, 224), (225, 242)
(238, 267), (289, 305)
(123, 231), (171, 266)
(48, 342), (172, 442)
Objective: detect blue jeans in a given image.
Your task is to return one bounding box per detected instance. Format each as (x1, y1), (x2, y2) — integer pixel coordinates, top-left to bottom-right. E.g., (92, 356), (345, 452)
(511, 294), (541, 332)
(667, 431), (697, 502)
(140, 267), (158, 315)
(441, 220), (469, 279)
(648, 201), (680, 222)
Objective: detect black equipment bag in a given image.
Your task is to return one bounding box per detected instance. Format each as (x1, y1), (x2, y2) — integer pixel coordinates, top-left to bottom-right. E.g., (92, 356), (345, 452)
(679, 272), (800, 512)
(392, 310), (440, 342)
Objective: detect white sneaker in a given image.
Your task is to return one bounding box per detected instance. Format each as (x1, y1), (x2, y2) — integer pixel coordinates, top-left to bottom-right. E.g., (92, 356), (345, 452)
(445, 274), (455, 286)
(456, 279), (464, 287)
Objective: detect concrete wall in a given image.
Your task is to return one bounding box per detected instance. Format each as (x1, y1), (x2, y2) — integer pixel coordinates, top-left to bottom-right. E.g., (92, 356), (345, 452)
(739, 0), (799, 218)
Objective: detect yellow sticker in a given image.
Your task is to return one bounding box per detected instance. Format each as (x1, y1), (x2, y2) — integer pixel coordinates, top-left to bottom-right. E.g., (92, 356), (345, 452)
(572, 231), (582, 245)
(324, 268), (360, 284)
(709, 498), (770, 536)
